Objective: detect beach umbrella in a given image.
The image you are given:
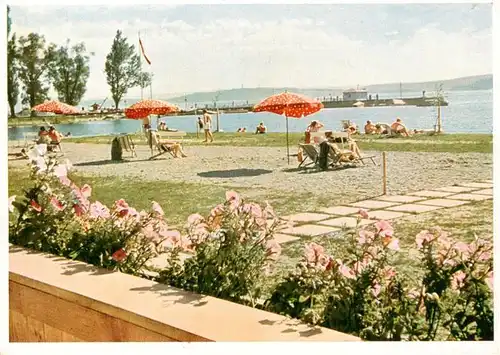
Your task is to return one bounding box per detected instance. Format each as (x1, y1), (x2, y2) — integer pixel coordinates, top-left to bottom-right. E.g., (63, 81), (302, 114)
(124, 99), (180, 119)
(32, 100), (80, 115)
(253, 91), (323, 164)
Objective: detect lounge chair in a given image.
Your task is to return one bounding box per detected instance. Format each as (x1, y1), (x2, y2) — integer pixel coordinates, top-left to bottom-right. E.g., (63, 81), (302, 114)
(148, 130), (177, 160)
(298, 144), (319, 168)
(327, 144), (356, 168)
(117, 134), (137, 158)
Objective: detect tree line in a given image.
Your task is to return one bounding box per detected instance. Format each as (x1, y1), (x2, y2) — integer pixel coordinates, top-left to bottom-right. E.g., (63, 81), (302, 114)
(7, 6), (152, 117)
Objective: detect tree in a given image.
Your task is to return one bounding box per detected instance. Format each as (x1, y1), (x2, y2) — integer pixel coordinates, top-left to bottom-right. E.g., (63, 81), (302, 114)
(7, 33), (20, 118)
(7, 6), (12, 36)
(49, 40), (92, 106)
(17, 33), (56, 115)
(105, 30), (142, 108)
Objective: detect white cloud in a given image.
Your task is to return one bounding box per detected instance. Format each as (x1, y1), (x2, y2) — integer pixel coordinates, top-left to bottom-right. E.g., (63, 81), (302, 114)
(10, 8), (492, 101)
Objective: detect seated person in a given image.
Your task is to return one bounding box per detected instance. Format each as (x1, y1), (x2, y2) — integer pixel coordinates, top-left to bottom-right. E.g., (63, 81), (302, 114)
(342, 121), (358, 135)
(305, 120), (324, 143)
(237, 127), (247, 132)
(153, 132), (187, 158)
(37, 126), (51, 144)
(391, 118), (410, 137)
(48, 126), (63, 143)
(8, 148), (28, 160)
(324, 131), (361, 159)
(375, 123), (391, 135)
(364, 120), (377, 134)
(255, 122), (267, 134)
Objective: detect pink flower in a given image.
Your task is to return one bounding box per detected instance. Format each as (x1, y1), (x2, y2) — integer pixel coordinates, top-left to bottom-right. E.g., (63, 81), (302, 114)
(187, 213), (204, 225)
(50, 197), (64, 211)
(151, 201), (164, 216)
(450, 271), (467, 291)
(375, 220), (393, 234)
(358, 209), (369, 219)
(304, 242), (325, 264)
(415, 230), (434, 249)
(225, 191), (240, 207)
(8, 195), (16, 213)
(371, 282), (382, 297)
(59, 175), (72, 186)
(263, 201), (276, 218)
(80, 184), (92, 198)
(114, 199), (130, 217)
(358, 230), (374, 245)
(265, 239), (282, 261)
(353, 260), (369, 275)
(89, 201), (110, 220)
(53, 164), (68, 178)
(30, 200), (42, 212)
(485, 271), (493, 291)
(73, 203), (85, 216)
(339, 264), (356, 279)
(386, 238), (400, 251)
(111, 248), (127, 262)
(453, 242), (470, 258)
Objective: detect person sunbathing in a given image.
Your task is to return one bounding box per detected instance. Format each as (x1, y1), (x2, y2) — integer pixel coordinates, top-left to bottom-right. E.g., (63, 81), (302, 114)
(342, 121), (358, 135)
(364, 120), (377, 134)
(376, 123), (391, 135)
(154, 133), (187, 158)
(255, 122), (267, 134)
(391, 118), (410, 137)
(323, 131), (360, 160)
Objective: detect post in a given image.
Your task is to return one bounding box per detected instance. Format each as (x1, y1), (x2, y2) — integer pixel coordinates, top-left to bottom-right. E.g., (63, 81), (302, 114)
(436, 105), (442, 133)
(382, 152), (387, 195)
(138, 31), (143, 100)
(286, 115), (290, 165)
(196, 118), (199, 139)
(216, 109), (220, 132)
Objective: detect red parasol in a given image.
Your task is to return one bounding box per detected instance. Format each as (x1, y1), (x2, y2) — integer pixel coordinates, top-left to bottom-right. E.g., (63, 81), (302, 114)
(32, 100), (80, 115)
(124, 99), (180, 119)
(253, 92), (324, 164)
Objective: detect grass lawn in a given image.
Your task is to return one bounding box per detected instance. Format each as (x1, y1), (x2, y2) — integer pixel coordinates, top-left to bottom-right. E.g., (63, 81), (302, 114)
(66, 132), (493, 153)
(8, 167), (331, 226)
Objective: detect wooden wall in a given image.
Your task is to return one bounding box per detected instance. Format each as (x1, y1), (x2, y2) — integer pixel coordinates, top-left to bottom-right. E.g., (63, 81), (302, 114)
(9, 246), (360, 342)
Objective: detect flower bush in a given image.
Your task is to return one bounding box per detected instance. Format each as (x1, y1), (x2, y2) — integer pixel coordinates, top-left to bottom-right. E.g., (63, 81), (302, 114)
(156, 191), (282, 305)
(9, 153), (176, 275)
(265, 213), (493, 341)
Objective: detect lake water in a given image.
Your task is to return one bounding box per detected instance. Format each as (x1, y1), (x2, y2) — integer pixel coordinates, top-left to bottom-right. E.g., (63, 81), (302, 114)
(7, 90), (492, 141)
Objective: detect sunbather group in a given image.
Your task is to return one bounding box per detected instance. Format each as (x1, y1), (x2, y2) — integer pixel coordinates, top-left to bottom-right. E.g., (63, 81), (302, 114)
(364, 117), (425, 137)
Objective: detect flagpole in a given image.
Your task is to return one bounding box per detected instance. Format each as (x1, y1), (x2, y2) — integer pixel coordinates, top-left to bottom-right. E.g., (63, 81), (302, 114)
(138, 31), (143, 100)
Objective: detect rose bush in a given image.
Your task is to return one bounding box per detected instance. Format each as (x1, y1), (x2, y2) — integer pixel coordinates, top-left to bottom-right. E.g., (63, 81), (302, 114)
(265, 212), (493, 341)
(156, 190), (282, 305)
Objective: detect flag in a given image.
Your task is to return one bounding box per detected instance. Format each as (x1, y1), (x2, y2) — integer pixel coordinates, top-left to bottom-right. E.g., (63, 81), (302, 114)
(139, 38), (151, 65)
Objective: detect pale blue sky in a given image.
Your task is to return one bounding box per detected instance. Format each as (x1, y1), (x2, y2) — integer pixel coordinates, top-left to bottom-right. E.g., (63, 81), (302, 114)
(10, 4), (492, 100)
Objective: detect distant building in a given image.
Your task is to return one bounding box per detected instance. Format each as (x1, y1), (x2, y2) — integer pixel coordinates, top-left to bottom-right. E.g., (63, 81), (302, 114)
(342, 88), (368, 101)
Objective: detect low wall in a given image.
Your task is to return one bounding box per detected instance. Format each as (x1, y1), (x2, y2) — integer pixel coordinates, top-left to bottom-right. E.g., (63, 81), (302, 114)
(9, 246), (360, 342)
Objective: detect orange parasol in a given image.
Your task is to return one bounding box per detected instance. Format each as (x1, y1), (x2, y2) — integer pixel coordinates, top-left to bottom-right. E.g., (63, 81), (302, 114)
(32, 100), (80, 115)
(253, 92), (324, 164)
(124, 99), (180, 119)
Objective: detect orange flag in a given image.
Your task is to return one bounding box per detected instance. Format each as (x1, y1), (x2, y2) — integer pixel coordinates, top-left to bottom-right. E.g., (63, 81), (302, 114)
(139, 38), (151, 65)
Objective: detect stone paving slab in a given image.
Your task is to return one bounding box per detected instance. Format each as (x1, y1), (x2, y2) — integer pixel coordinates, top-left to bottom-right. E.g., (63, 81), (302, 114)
(481, 180), (493, 184)
(375, 195), (426, 203)
(268, 219), (295, 230)
(279, 224), (340, 237)
(281, 212), (331, 223)
(273, 233), (301, 244)
(320, 206), (364, 216)
(471, 188), (493, 196)
(458, 182), (493, 189)
(446, 193), (493, 201)
(318, 217), (376, 228)
(417, 199), (470, 208)
(434, 186), (478, 193)
(349, 200), (400, 209)
(365, 210), (409, 220)
(387, 203), (444, 214)
(407, 190), (453, 198)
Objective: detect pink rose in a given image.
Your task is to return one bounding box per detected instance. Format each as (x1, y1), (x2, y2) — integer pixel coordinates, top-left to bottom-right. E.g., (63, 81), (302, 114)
(80, 184), (92, 198)
(415, 230), (434, 249)
(375, 220), (393, 234)
(358, 230), (374, 245)
(386, 238), (400, 251)
(265, 239), (282, 261)
(450, 270), (467, 291)
(339, 264), (356, 279)
(89, 201), (110, 220)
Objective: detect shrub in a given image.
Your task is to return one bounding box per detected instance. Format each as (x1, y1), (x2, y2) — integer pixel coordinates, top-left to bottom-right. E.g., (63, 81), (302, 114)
(156, 191), (281, 305)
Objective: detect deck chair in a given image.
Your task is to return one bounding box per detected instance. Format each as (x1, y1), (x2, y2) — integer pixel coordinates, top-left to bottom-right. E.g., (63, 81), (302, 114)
(298, 144), (319, 168)
(117, 134), (137, 158)
(148, 130), (176, 160)
(327, 143), (357, 168)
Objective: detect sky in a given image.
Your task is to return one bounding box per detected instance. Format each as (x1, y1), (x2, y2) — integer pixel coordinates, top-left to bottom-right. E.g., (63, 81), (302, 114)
(9, 3), (492, 101)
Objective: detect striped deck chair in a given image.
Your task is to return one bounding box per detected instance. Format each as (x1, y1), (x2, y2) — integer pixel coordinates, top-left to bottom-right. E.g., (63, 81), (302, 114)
(298, 144), (319, 168)
(327, 143), (356, 168)
(148, 130), (176, 160)
(117, 134), (137, 158)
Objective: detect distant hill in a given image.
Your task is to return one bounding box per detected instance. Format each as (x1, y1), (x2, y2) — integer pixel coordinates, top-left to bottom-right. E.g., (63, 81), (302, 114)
(99, 74), (490, 105)
(365, 74), (492, 94)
